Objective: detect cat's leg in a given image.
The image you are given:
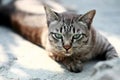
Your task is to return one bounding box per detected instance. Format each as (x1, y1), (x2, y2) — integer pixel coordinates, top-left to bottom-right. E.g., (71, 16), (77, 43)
(62, 57), (83, 73)
(48, 52), (83, 72)
(50, 54), (65, 61)
(105, 44), (119, 60)
(48, 52), (65, 61)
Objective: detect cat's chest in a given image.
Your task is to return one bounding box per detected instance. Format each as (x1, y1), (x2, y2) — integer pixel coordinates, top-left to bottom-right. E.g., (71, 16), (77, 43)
(73, 50), (92, 61)
(48, 47), (93, 62)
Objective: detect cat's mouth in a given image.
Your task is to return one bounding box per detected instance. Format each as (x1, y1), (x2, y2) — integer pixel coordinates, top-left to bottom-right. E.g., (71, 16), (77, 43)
(64, 50), (73, 56)
(64, 52), (72, 56)
(53, 48), (73, 56)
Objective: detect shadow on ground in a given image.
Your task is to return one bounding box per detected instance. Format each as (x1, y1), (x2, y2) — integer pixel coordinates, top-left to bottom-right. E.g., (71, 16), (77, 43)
(0, 27), (99, 80)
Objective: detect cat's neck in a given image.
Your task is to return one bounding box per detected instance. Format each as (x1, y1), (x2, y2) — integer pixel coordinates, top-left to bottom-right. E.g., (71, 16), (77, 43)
(90, 26), (96, 45)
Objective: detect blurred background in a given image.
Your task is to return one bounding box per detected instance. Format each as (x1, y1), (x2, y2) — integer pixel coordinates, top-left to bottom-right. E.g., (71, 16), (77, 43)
(61, 0), (120, 53)
(61, 0), (120, 36)
(0, 0), (120, 80)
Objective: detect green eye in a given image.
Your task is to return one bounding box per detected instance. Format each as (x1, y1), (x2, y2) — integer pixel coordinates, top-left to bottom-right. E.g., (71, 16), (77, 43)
(54, 33), (62, 39)
(73, 34), (82, 39)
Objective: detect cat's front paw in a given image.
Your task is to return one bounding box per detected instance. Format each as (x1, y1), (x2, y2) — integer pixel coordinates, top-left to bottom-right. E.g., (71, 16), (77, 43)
(49, 53), (65, 61)
(64, 60), (83, 73)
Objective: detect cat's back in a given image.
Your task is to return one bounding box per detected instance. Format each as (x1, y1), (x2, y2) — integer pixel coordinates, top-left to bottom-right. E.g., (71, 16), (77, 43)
(0, 0), (66, 27)
(0, 0), (67, 45)
(90, 28), (115, 59)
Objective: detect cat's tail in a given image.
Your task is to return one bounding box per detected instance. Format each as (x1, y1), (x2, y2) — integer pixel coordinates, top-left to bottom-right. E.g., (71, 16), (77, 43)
(0, 0), (14, 27)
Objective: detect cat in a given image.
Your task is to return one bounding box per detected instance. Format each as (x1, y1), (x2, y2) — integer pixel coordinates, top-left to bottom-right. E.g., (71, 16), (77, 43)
(44, 7), (118, 72)
(0, 1), (118, 73)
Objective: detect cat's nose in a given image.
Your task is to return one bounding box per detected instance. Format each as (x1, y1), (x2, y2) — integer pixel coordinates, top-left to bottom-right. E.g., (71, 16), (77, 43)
(63, 45), (71, 50)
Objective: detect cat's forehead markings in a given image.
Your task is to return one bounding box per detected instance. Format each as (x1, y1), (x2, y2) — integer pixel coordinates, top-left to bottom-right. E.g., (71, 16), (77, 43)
(56, 28), (59, 32)
(50, 20), (58, 25)
(77, 29), (80, 32)
(60, 16), (74, 33)
(72, 27), (75, 33)
(79, 21), (87, 27)
(60, 27), (62, 33)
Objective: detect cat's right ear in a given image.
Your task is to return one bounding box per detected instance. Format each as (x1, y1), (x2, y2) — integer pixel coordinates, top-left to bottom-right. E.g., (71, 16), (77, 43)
(44, 6), (60, 24)
(77, 10), (96, 29)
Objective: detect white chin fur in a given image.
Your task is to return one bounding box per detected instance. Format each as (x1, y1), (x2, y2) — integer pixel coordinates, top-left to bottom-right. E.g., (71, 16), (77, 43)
(65, 53), (72, 56)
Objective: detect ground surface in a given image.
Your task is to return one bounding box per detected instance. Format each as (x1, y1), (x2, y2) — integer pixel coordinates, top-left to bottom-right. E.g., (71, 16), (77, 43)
(0, 0), (120, 80)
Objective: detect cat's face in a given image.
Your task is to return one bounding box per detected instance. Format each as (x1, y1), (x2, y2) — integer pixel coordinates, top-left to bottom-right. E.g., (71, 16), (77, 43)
(44, 6), (96, 56)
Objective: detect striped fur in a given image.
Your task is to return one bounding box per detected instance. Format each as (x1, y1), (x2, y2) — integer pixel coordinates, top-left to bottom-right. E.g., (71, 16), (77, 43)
(0, 1), (118, 73)
(44, 7), (118, 72)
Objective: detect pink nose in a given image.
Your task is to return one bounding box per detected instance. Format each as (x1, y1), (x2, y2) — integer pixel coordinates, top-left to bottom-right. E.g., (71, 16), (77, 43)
(63, 45), (71, 50)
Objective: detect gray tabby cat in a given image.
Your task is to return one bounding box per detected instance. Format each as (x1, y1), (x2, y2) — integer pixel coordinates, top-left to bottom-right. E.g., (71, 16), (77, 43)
(44, 7), (118, 72)
(0, 0), (118, 72)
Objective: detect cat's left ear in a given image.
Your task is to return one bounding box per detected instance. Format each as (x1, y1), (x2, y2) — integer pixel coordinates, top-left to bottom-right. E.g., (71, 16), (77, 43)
(44, 6), (60, 24)
(77, 10), (96, 29)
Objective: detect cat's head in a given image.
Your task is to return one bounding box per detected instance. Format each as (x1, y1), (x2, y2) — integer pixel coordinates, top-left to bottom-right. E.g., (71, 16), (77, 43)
(44, 6), (96, 56)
